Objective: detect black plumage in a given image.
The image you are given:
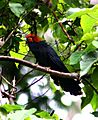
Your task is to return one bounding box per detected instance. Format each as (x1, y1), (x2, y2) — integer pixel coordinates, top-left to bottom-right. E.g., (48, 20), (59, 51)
(27, 40), (82, 95)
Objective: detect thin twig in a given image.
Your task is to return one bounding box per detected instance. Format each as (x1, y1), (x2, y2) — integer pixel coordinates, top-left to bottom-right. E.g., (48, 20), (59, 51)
(32, 88), (50, 101)
(24, 88), (50, 106)
(0, 56), (79, 80)
(16, 69), (34, 85)
(1, 91), (15, 99)
(5, 31), (15, 43)
(52, 11), (75, 44)
(11, 76), (16, 94)
(16, 74), (46, 94)
(0, 74), (17, 89)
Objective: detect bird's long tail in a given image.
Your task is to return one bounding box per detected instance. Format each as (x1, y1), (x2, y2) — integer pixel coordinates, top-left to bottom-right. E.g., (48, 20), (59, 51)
(51, 75), (82, 95)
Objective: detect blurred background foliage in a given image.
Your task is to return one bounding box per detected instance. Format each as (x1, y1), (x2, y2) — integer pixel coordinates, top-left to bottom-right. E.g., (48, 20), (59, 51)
(0, 0), (98, 119)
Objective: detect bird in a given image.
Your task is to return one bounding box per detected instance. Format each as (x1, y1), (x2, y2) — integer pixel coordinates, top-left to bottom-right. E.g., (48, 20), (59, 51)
(26, 33), (82, 95)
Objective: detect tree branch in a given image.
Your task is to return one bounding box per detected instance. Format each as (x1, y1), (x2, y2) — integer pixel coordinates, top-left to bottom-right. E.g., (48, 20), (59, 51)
(0, 56), (79, 80)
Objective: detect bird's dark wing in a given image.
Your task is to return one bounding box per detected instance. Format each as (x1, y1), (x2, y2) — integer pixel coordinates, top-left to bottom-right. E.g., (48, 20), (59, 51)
(28, 40), (69, 73)
(28, 41), (51, 67)
(47, 44), (69, 72)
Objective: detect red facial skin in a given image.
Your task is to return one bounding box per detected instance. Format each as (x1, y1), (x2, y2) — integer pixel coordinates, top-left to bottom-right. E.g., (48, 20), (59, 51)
(26, 34), (42, 42)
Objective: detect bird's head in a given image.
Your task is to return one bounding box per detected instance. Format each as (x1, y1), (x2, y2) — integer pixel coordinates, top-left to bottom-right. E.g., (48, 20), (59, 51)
(26, 34), (42, 43)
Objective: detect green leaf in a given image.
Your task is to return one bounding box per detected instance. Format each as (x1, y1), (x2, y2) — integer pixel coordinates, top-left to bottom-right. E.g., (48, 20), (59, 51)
(70, 51), (83, 65)
(39, 4), (50, 16)
(50, 81), (57, 93)
(0, 104), (24, 113)
(68, 5), (98, 34)
(36, 110), (58, 120)
(24, 0), (36, 10)
(92, 111), (98, 117)
(53, 23), (67, 43)
(12, 37), (23, 52)
(91, 67), (98, 89)
(0, 28), (7, 36)
(67, 8), (89, 20)
(84, 43), (96, 54)
(30, 115), (43, 120)
(10, 41), (28, 60)
(64, 0), (81, 7)
(9, 2), (25, 17)
(0, 0), (7, 9)
(91, 93), (98, 110)
(41, 18), (48, 28)
(10, 0), (24, 3)
(80, 5), (98, 33)
(80, 51), (98, 76)
(81, 14), (96, 33)
(36, 111), (51, 119)
(80, 33), (94, 44)
(52, 0), (58, 9)
(92, 40), (98, 48)
(81, 83), (94, 109)
(7, 108), (36, 120)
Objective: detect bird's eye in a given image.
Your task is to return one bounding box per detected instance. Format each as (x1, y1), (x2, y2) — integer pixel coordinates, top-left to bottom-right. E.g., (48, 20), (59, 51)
(28, 37), (33, 42)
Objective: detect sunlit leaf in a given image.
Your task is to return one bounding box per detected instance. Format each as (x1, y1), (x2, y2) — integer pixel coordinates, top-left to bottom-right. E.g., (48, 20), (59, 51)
(10, 41), (28, 60)
(68, 4), (98, 20)
(91, 93), (98, 110)
(36, 111), (51, 119)
(84, 43), (96, 53)
(92, 40), (98, 48)
(81, 14), (96, 33)
(9, 2), (25, 17)
(36, 110), (58, 120)
(0, 104), (24, 113)
(80, 51), (98, 76)
(7, 108), (36, 120)
(50, 81), (57, 93)
(67, 8), (89, 20)
(70, 51), (83, 65)
(80, 33), (94, 44)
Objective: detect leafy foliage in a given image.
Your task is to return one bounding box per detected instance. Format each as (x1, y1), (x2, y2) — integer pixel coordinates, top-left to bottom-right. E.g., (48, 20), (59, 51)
(0, 0), (98, 119)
